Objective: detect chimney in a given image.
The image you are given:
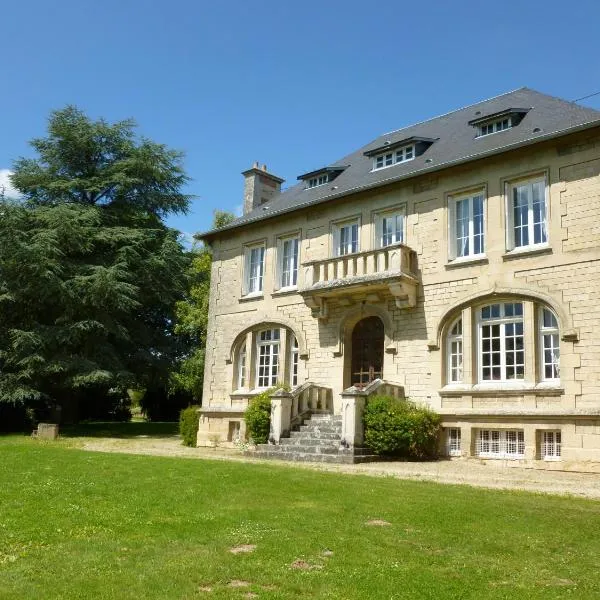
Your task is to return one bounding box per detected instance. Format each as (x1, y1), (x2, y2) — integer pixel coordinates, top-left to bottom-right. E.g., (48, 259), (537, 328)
(242, 162), (284, 214)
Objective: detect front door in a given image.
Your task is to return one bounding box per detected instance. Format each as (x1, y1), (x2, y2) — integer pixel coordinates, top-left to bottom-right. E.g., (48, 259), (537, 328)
(351, 316), (384, 386)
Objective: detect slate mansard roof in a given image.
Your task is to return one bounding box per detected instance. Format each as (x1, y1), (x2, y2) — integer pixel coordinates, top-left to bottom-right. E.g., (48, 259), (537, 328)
(200, 88), (600, 239)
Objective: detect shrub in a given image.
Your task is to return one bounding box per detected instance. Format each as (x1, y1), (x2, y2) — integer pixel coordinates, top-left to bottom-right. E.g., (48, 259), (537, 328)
(179, 405), (200, 447)
(363, 395), (441, 458)
(244, 389), (273, 445)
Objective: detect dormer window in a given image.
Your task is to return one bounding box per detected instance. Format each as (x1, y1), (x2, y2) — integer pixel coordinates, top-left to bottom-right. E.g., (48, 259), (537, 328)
(298, 165), (347, 190)
(469, 108), (529, 138)
(308, 174), (329, 188)
(373, 145), (414, 170)
(364, 136), (436, 172)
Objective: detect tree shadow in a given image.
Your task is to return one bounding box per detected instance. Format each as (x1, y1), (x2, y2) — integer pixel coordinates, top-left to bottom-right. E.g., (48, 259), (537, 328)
(59, 421), (179, 439)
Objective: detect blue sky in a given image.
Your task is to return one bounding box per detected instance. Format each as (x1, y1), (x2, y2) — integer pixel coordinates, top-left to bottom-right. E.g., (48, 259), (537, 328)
(2, 0), (600, 243)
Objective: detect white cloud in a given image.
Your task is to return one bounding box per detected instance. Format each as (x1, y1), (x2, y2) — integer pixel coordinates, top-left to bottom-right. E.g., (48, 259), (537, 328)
(0, 169), (20, 199)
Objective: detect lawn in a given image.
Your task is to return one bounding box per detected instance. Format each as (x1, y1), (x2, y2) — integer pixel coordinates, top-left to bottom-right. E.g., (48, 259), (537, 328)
(1, 435), (599, 599)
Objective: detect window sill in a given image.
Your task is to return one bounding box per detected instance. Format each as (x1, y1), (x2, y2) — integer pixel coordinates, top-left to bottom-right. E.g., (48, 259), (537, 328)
(440, 383), (564, 397)
(239, 293), (264, 303)
(272, 287), (299, 297)
(445, 256), (488, 270)
(502, 244), (552, 261)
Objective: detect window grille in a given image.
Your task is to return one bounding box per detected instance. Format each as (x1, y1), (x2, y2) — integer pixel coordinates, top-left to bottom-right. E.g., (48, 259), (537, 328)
(446, 428), (461, 456)
(476, 429), (525, 459)
(541, 430), (561, 460)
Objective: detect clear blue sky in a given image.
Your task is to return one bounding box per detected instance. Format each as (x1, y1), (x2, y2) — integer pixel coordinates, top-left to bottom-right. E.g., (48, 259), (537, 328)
(2, 0), (600, 242)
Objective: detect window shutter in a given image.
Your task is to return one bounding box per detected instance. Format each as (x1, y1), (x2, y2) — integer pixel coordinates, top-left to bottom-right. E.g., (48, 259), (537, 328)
(332, 225), (340, 257)
(375, 214), (383, 249)
(242, 249), (249, 296)
(275, 238), (283, 290)
(447, 197), (456, 260)
(505, 182), (514, 251)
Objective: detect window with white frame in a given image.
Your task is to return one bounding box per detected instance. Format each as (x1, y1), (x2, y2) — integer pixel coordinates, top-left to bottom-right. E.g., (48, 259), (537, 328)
(308, 174), (329, 188)
(479, 302), (524, 382)
(541, 430), (561, 460)
(244, 243), (265, 295)
(237, 343), (247, 389)
(540, 308), (560, 381)
(477, 429), (525, 459)
(256, 329), (280, 388)
(477, 117), (511, 137)
(448, 192), (485, 259)
(446, 428), (461, 456)
(333, 219), (359, 256)
(507, 177), (548, 250)
(447, 318), (463, 383)
(375, 209), (404, 248)
(290, 336), (299, 387)
(278, 236), (299, 289)
(373, 145), (415, 171)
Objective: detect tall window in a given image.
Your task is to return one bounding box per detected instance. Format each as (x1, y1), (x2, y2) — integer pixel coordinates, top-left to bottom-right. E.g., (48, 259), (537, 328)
(541, 431), (561, 460)
(376, 209), (404, 248)
(237, 343), (246, 389)
(245, 244), (265, 295)
(280, 237), (299, 289)
(290, 336), (299, 387)
(540, 308), (560, 381)
(447, 318), (463, 383)
(449, 193), (485, 259)
(479, 302), (524, 382)
(446, 428), (461, 456)
(334, 220), (359, 256)
(257, 329), (280, 388)
(507, 177), (547, 249)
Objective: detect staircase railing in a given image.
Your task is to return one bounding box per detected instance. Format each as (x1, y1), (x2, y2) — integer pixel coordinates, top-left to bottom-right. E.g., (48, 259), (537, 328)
(268, 383), (333, 444)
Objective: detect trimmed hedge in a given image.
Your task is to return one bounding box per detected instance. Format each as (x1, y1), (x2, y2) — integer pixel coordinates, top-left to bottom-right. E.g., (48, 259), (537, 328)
(179, 405), (200, 447)
(244, 389), (273, 445)
(363, 395), (441, 458)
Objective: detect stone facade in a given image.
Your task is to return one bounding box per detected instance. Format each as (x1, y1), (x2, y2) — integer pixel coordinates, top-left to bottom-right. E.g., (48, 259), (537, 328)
(198, 125), (600, 466)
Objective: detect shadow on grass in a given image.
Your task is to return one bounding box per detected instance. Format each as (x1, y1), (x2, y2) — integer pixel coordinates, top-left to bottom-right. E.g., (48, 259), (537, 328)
(60, 421), (179, 439)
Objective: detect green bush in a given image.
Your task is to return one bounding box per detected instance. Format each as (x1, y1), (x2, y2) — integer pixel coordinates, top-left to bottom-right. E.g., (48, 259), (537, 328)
(179, 405), (200, 447)
(363, 395), (441, 458)
(244, 389), (273, 445)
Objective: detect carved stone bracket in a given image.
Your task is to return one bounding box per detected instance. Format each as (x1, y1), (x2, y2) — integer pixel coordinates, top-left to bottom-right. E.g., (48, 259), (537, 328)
(388, 279), (417, 309)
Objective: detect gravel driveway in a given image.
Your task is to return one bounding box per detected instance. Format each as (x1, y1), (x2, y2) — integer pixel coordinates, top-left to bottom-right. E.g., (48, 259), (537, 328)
(82, 435), (600, 500)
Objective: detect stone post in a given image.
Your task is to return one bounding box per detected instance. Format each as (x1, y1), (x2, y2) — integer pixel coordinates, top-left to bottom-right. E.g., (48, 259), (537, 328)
(269, 389), (293, 444)
(340, 388), (367, 448)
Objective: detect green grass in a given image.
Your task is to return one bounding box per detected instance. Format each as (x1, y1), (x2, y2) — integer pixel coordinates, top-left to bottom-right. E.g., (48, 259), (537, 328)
(1, 436), (599, 599)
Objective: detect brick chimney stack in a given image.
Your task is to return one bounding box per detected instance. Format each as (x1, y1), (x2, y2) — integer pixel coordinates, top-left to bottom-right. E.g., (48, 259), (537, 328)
(242, 162), (284, 214)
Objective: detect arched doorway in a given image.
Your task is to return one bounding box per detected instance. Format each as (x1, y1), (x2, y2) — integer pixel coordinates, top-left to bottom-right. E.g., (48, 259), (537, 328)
(351, 316), (384, 386)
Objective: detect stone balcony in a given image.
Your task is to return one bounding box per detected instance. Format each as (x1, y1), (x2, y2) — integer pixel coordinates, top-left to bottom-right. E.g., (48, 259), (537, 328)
(300, 244), (419, 319)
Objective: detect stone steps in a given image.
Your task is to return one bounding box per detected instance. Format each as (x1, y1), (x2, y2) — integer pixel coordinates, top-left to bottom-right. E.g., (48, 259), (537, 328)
(249, 412), (378, 464)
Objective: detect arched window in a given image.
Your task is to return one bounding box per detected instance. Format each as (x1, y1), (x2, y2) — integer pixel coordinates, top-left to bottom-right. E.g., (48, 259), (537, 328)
(447, 318), (463, 383)
(443, 299), (561, 387)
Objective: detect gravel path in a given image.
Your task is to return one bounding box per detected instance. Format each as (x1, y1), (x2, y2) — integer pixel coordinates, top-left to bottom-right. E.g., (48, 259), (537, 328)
(82, 436), (600, 500)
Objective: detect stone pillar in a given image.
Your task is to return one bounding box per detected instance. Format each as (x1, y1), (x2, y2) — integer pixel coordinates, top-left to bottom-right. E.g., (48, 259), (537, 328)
(340, 390), (367, 448)
(269, 389), (293, 444)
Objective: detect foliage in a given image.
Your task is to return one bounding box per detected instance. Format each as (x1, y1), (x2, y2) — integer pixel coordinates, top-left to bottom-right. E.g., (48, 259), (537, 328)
(0, 106), (191, 420)
(141, 385), (193, 422)
(0, 402), (34, 432)
(363, 395), (441, 458)
(244, 389), (273, 444)
(1, 437), (600, 599)
(179, 405), (200, 447)
(172, 210), (235, 400)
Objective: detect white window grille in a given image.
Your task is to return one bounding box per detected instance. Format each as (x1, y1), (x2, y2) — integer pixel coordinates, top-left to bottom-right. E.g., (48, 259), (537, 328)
(479, 302), (524, 382)
(237, 343), (246, 389)
(308, 174), (329, 188)
(506, 178), (547, 250)
(244, 244), (265, 295)
(334, 220), (359, 256)
(447, 318), (463, 383)
(280, 237), (299, 289)
(290, 336), (299, 387)
(477, 429), (525, 459)
(256, 329), (280, 388)
(541, 430), (561, 460)
(446, 428), (461, 456)
(478, 117), (511, 137)
(448, 192), (485, 259)
(540, 308), (560, 381)
(373, 145), (415, 170)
